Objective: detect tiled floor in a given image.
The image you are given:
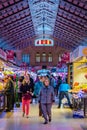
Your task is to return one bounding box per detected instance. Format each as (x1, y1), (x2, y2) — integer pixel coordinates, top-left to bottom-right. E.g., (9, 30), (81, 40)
(0, 104), (87, 130)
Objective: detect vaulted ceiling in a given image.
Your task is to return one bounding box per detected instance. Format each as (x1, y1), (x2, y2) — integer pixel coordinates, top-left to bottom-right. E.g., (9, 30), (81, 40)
(0, 0), (87, 51)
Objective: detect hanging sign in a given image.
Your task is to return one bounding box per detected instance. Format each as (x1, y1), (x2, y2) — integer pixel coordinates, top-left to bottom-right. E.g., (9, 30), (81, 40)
(35, 39), (54, 46)
(6, 50), (14, 60)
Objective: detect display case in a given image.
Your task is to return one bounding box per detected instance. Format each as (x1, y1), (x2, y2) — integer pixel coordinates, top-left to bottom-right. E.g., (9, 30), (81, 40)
(72, 93), (87, 118)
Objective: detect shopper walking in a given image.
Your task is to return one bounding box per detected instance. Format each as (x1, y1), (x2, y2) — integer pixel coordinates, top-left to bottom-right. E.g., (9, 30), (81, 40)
(39, 78), (55, 124)
(4, 75), (14, 112)
(17, 77), (23, 102)
(28, 74), (34, 93)
(50, 75), (56, 89)
(56, 76), (62, 96)
(58, 80), (72, 108)
(27, 74), (35, 103)
(20, 79), (32, 118)
(34, 76), (44, 116)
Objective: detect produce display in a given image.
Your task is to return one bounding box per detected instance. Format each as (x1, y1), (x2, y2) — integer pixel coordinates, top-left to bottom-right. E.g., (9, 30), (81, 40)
(0, 70), (14, 91)
(69, 82), (87, 93)
(0, 82), (4, 91)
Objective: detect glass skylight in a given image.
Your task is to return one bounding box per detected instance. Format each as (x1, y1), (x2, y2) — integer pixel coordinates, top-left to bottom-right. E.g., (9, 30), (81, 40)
(28, 0), (59, 38)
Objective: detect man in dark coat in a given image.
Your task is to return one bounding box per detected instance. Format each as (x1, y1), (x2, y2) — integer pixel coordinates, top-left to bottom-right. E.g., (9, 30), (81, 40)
(5, 75), (14, 111)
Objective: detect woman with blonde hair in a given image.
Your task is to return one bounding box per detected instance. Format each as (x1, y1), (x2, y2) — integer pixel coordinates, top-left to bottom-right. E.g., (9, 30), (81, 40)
(20, 77), (32, 118)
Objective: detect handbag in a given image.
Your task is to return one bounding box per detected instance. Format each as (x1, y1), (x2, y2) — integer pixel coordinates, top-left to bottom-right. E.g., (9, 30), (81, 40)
(16, 102), (20, 107)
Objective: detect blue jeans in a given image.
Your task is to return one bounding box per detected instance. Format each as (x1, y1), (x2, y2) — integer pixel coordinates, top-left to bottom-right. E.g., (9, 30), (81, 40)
(58, 91), (72, 108)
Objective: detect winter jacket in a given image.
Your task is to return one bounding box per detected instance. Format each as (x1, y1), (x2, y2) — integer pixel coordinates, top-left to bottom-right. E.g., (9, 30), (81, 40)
(39, 85), (55, 104)
(5, 79), (14, 94)
(29, 77), (34, 93)
(59, 83), (70, 92)
(34, 81), (43, 97)
(20, 83), (32, 100)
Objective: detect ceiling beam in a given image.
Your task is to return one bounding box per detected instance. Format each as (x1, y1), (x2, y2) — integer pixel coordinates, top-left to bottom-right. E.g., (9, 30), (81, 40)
(0, 0), (24, 11)
(63, 0), (87, 11)
(56, 14), (86, 28)
(58, 3), (87, 21)
(0, 14), (32, 28)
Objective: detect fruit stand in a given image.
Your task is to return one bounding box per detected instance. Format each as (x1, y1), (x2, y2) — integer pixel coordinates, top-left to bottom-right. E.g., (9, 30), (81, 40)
(69, 88), (87, 118)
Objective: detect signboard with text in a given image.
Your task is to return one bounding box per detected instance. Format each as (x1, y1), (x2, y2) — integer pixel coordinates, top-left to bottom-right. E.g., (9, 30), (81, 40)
(35, 39), (54, 46)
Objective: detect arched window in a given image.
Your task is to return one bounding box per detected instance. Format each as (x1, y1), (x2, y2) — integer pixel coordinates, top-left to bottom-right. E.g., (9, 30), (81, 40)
(48, 52), (52, 62)
(36, 52), (40, 62)
(22, 54), (30, 64)
(42, 52), (46, 62)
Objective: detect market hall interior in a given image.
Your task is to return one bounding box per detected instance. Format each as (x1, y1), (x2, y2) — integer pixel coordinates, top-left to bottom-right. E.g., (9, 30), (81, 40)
(0, 0), (87, 130)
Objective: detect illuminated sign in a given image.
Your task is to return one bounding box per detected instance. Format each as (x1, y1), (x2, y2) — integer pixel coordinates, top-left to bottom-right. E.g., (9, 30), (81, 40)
(35, 39), (54, 46)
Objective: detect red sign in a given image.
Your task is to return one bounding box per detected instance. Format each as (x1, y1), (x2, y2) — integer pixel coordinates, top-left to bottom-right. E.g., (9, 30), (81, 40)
(61, 52), (70, 63)
(0, 48), (7, 60)
(6, 50), (14, 60)
(57, 52), (70, 68)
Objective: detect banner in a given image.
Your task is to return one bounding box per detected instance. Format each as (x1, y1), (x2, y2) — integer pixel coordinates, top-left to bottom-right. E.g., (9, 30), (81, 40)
(57, 52), (70, 68)
(0, 48), (7, 60)
(61, 52), (70, 63)
(6, 50), (14, 60)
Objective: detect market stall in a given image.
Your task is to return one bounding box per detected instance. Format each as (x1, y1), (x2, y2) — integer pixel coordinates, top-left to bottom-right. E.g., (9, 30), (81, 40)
(69, 46), (87, 118)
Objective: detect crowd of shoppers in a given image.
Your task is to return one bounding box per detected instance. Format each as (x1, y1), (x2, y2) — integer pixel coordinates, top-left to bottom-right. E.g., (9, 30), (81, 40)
(3, 72), (72, 124)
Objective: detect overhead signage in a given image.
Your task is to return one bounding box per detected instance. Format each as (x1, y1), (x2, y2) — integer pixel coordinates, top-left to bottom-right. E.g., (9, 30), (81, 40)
(6, 50), (14, 60)
(61, 52), (70, 63)
(35, 39), (54, 46)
